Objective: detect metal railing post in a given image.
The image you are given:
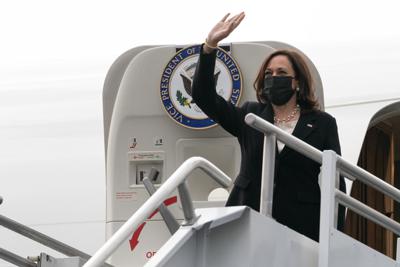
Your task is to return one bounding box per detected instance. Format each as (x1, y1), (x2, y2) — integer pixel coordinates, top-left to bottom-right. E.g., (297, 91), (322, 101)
(142, 177), (180, 234)
(142, 168), (180, 234)
(260, 133), (276, 216)
(318, 150), (338, 267)
(178, 181), (198, 225)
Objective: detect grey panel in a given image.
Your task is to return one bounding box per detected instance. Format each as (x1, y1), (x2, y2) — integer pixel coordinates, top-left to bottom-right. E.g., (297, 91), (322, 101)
(329, 229), (396, 267)
(147, 207), (319, 267)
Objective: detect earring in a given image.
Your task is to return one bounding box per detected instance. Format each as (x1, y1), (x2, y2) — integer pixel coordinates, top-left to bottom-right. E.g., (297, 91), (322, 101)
(296, 86), (300, 92)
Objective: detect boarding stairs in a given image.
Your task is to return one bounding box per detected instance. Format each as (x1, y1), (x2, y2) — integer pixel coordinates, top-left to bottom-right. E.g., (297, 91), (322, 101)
(3, 113), (400, 267)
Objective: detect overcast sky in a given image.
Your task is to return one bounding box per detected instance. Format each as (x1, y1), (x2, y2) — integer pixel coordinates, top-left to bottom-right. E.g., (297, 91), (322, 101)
(1, 0), (400, 106)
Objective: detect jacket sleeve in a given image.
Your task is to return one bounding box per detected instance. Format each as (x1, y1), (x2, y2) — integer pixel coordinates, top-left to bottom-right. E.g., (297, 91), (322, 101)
(324, 116), (347, 231)
(192, 45), (246, 137)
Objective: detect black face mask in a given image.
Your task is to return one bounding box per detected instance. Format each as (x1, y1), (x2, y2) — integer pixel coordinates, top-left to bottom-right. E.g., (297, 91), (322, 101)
(262, 76), (295, 106)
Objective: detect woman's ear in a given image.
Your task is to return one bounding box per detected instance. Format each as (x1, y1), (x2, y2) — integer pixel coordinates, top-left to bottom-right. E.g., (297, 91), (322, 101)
(293, 79), (299, 91)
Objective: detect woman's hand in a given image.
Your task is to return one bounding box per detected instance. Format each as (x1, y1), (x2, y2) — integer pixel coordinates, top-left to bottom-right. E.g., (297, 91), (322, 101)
(204, 12), (245, 53)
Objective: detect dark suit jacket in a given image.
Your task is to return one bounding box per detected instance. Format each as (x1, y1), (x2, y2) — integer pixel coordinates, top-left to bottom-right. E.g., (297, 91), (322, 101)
(192, 46), (346, 242)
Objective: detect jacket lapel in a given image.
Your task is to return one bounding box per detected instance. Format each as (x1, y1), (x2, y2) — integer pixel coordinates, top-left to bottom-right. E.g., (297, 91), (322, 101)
(259, 102), (274, 123)
(278, 111), (317, 159)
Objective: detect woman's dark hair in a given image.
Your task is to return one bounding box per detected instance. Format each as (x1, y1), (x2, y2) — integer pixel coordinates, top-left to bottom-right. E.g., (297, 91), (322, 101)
(253, 50), (319, 111)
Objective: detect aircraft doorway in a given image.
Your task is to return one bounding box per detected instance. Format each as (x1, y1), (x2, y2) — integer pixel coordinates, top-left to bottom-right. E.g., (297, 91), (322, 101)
(345, 102), (400, 259)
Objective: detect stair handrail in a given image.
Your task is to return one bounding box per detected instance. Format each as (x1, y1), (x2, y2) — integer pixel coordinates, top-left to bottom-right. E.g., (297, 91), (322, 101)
(245, 113), (400, 266)
(83, 156), (231, 267)
(244, 113), (400, 219)
(245, 113), (323, 216)
(0, 213), (117, 267)
(0, 247), (37, 267)
(0, 215), (93, 261)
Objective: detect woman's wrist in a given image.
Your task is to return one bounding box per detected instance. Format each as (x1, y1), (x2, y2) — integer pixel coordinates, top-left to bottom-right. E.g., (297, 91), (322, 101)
(205, 38), (218, 49)
(203, 38), (218, 54)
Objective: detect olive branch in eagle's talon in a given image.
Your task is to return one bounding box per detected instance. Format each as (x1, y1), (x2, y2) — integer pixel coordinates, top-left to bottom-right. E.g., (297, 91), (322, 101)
(176, 90), (192, 108)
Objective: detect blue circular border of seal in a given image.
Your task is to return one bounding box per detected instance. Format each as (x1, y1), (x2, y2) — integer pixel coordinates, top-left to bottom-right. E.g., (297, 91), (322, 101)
(160, 44), (242, 130)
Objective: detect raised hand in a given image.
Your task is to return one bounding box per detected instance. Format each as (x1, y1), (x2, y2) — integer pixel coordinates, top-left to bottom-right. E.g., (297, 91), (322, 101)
(205, 12), (245, 52)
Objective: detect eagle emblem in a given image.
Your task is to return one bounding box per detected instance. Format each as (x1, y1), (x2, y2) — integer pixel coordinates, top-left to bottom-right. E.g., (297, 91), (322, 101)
(160, 45), (242, 129)
(177, 63), (221, 108)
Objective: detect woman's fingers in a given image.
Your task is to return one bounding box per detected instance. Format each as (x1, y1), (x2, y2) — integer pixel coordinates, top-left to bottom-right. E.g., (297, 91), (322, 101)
(220, 13), (231, 22)
(236, 12), (245, 24)
(224, 12), (245, 33)
(230, 12), (245, 29)
(207, 12), (245, 46)
(226, 12), (245, 23)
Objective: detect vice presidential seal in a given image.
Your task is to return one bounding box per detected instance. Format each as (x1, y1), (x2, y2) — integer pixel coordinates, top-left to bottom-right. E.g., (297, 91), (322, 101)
(160, 45), (242, 129)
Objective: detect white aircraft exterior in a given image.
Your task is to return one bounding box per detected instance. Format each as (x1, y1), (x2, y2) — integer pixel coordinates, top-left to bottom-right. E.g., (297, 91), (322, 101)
(1, 1), (400, 266)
